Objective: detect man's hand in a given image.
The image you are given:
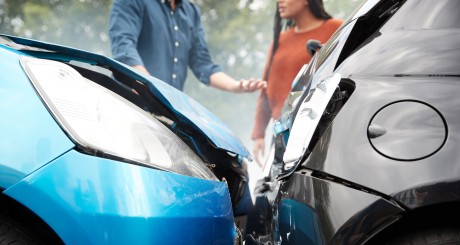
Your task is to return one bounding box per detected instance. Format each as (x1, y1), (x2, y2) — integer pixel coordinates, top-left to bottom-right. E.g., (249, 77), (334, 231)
(237, 78), (267, 93)
(210, 72), (266, 93)
(253, 138), (265, 166)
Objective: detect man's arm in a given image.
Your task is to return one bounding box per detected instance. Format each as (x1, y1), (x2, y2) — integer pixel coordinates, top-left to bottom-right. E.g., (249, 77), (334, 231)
(210, 72), (266, 93)
(187, 4), (266, 93)
(108, 0), (145, 68)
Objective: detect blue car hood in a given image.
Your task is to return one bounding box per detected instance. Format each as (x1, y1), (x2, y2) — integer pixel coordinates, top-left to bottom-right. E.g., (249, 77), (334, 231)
(2, 35), (250, 159)
(145, 78), (250, 158)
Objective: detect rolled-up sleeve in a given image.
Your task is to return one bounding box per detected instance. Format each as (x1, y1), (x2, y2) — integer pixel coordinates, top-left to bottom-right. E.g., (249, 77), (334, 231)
(188, 5), (222, 85)
(109, 0), (144, 67)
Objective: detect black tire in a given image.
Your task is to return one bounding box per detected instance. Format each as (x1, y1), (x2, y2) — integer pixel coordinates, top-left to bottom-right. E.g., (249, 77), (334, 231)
(383, 227), (460, 245)
(0, 215), (39, 245)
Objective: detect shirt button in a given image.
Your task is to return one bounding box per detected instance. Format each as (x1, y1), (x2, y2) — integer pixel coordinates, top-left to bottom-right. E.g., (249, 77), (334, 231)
(170, 11), (174, 15)
(172, 74), (177, 79)
(174, 58), (178, 63)
(175, 41), (179, 47)
(174, 25), (179, 31)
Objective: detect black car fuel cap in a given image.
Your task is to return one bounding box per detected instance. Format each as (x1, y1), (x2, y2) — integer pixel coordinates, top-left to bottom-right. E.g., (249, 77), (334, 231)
(368, 100), (447, 161)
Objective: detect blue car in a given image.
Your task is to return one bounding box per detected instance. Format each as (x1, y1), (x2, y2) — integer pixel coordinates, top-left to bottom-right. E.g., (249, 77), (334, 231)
(0, 34), (250, 244)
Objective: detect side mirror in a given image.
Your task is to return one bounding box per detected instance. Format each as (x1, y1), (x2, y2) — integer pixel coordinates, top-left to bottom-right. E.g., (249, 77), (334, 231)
(306, 39), (322, 57)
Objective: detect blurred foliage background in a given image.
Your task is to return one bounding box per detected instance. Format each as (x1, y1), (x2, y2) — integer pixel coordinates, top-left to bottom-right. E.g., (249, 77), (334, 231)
(0, 0), (363, 151)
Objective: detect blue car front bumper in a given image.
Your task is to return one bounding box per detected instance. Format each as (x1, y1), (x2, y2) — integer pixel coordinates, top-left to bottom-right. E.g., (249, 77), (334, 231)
(5, 150), (237, 244)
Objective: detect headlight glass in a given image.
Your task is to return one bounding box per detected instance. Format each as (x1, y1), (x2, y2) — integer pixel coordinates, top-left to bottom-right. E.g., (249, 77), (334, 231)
(21, 56), (217, 180)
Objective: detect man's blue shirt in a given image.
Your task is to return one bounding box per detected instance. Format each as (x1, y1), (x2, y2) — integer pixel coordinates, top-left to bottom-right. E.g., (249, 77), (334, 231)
(109, 0), (222, 91)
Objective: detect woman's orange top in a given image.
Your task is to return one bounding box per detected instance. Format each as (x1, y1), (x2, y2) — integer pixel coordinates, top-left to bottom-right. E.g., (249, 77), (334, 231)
(252, 18), (344, 140)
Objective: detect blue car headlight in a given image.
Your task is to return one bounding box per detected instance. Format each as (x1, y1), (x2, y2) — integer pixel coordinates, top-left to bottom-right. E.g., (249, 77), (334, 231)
(20, 56), (217, 180)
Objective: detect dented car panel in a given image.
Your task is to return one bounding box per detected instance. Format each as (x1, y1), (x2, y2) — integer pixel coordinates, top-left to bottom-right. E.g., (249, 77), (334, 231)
(0, 35), (245, 243)
(2, 34), (250, 159)
(275, 173), (404, 244)
(248, 0), (460, 244)
(5, 150), (236, 244)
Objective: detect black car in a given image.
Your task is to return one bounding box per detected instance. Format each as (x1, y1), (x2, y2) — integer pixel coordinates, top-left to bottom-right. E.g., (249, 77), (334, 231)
(247, 0), (460, 244)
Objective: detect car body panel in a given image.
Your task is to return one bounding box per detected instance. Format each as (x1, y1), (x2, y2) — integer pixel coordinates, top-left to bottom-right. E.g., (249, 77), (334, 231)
(1, 34), (244, 243)
(4, 150), (236, 244)
(280, 0), (460, 203)
(248, 0), (460, 244)
(393, 180), (460, 209)
(0, 46), (75, 189)
(302, 75), (460, 198)
(340, 30), (460, 77)
(300, 0), (460, 198)
(1, 34), (250, 159)
(142, 75), (251, 159)
(275, 172), (404, 244)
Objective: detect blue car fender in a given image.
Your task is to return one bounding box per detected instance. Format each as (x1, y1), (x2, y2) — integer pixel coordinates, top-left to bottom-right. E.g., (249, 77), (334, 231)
(4, 150), (237, 244)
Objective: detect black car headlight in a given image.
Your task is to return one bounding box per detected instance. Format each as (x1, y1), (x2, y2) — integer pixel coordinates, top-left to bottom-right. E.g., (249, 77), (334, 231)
(20, 56), (217, 180)
(283, 73), (341, 170)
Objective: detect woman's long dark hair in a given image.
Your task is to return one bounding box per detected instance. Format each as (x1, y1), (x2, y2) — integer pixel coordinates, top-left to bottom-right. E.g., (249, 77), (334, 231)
(264, 0), (332, 81)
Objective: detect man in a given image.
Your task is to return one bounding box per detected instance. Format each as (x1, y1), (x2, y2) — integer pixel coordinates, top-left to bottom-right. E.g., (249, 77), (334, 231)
(108, 0), (266, 92)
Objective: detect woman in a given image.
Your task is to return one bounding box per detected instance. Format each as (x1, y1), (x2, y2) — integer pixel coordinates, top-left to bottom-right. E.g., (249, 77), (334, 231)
(251, 0), (343, 163)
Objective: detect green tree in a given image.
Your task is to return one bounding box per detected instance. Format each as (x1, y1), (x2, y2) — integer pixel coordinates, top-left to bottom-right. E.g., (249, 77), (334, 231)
(0, 0), (112, 55)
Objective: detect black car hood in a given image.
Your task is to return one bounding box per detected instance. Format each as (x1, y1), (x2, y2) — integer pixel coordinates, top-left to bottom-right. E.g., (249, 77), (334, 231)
(340, 29), (460, 77)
